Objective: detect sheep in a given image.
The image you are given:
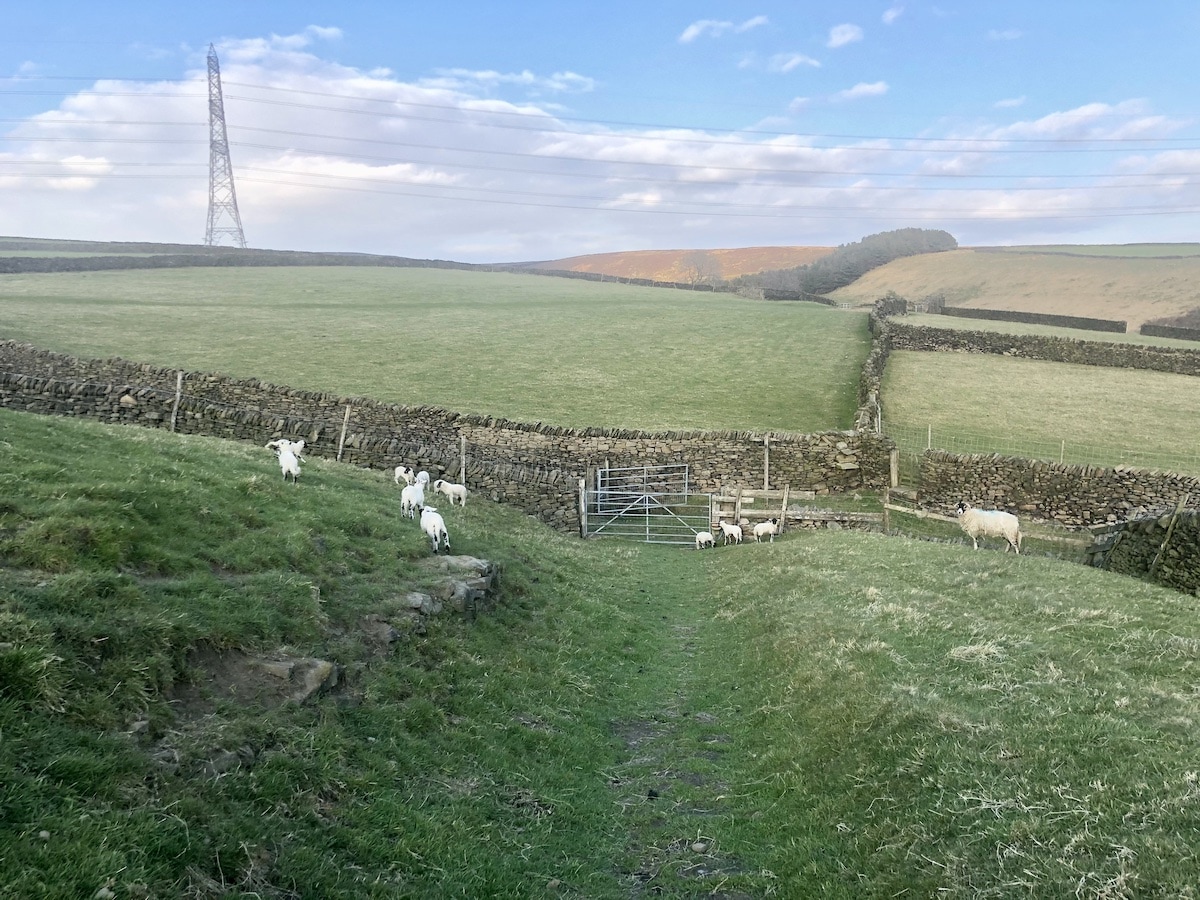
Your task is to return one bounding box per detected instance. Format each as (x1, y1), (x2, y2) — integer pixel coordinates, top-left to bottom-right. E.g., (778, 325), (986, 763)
(400, 482), (425, 519)
(694, 530), (716, 550)
(753, 518), (779, 543)
(266, 438), (305, 460)
(275, 446), (301, 484)
(955, 501), (1022, 553)
(432, 478), (468, 507)
(420, 505), (451, 554)
(415, 470), (431, 487)
(394, 465), (416, 486)
(716, 519), (742, 546)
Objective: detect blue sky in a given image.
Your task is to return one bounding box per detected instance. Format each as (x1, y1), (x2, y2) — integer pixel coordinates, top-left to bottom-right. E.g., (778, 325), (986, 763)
(3, 2), (1199, 262)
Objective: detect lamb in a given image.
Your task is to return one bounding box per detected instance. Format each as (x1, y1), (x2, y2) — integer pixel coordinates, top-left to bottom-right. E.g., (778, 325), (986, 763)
(955, 501), (1022, 553)
(695, 530), (716, 550)
(266, 438), (305, 460)
(432, 478), (468, 507)
(400, 482), (425, 519)
(394, 465), (416, 486)
(275, 446), (301, 484)
(753, 518), (779, 543)
(716, 519), (742, 546)
(420, 505), (451, 554)
(415, 470), (431, 487)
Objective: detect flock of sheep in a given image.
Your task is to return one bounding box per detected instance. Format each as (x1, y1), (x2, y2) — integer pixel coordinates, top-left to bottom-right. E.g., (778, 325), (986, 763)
(694, 502), (1022, 554)
(264, 441), (1022, 556)
(694, 517), (779, 550)
(263, 439), (468, 554)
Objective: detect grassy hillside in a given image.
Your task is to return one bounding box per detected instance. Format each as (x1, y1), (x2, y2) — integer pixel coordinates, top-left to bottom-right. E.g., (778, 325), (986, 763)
(828, 246), (1200, 329)
(3, 409), (1199, 896)
(526, 246), (834, 282)
(0, 266), (867, 434)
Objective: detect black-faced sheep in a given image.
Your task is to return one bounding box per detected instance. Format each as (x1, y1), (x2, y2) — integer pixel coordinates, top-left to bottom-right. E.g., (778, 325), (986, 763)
(400, 482), (425, 519)
(420, 505), (450, 554)
(394, 465), (416, 486)
(753, 518), (779, 543)
(716, 519), (742, 545)
(432, 479), (468, 507)
(955, 501), (1022, 553)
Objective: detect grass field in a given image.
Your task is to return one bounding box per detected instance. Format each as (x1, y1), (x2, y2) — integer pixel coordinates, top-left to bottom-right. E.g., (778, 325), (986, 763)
(2, 410), (1197, 897)
(0, 266), (868, 433)
(828, 246), (1200, 330)
(881, 351), (1200, 477)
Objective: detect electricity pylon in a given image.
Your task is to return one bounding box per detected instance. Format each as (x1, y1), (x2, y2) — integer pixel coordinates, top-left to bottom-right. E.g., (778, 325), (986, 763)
(204, 43), (247, 248)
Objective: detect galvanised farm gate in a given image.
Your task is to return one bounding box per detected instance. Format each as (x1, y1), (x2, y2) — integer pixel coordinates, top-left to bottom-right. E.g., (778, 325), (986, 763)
(581, 464), (711, 546)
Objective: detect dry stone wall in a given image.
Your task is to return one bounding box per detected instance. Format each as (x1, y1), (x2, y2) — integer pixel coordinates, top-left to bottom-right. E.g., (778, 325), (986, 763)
(0, 341), (892, 534)
(917, 449), (1200, 527)
(887, 320), (1200, 376)
(1087, 512), (1200, 596)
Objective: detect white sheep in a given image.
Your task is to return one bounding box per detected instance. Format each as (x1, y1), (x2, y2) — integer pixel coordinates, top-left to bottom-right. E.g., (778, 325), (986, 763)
(275, 446), (301, 484)
(432, 478), (468, 507)
(400, 482), (425, 519)
(266, 438), (305, 460)
(716, 519), (742, 546)
(753, 518), (779, 543)
(695, 530), (716, 550)
(955, 501), (1022, 553)
(420, 505), (451, 554)
(394, 465), (416, 486)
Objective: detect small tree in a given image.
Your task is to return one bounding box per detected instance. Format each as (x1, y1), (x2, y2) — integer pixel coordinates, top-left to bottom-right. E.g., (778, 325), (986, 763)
(680, 250), (720, 287)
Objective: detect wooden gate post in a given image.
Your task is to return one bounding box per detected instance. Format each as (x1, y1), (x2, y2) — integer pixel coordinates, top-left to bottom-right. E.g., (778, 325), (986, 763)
(336, 405), (352, 461)
(169, 370), (183, 433)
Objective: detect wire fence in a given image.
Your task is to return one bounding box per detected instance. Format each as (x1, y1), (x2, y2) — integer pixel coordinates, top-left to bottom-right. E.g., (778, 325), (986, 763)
(886, 421), (1200, 483)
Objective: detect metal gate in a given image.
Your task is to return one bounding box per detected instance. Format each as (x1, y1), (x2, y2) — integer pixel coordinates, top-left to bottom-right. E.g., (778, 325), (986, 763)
(582, 464), (712, 545)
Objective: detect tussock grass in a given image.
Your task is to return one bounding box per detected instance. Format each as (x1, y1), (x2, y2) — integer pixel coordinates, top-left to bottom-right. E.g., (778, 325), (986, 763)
(2, 411), (1198, 896)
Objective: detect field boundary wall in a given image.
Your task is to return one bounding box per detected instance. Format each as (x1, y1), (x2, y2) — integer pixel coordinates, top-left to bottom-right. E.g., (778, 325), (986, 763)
(929, 304), (1127, 333)
(0, 341), (892, 535)
(1140, 323), (1200, 342)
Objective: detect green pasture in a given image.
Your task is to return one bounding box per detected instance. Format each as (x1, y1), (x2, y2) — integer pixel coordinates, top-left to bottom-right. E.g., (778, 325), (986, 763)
(903, 312), (1200, 348)
(882, 350), (1200, 478)
(2, 409), (1198, 897)
(0, 266), (868, 433)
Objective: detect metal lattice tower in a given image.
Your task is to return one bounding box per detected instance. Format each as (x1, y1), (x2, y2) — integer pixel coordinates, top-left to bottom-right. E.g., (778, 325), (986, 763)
(204, 44), (247, 248)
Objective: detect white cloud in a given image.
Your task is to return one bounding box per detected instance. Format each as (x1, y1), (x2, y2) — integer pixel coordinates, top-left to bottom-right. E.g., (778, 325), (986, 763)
(4, 30), (1199, 259)
(832, 81), (889, 102)
(994, 96), (1026, 109)
(769, 53), (821, 73)
(679, 16), (768, 43)
(827, 24), (864, 48)
(429, 68), (596, 94)
(986, 29), (1022, 41)
(882, 6), (904, 25)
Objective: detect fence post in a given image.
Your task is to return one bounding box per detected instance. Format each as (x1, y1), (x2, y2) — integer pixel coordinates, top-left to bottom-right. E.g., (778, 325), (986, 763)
(1149, 492), (1190, 579)
(460, 434), (467, 485)
(169, 370), (183, 433)
(578, 478), (587, 538)
(336, 405), (352, 462)
(927, 424), (932, 450)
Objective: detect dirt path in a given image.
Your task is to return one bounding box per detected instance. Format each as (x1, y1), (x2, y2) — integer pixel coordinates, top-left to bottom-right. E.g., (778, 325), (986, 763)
(605, 557), (761, 898)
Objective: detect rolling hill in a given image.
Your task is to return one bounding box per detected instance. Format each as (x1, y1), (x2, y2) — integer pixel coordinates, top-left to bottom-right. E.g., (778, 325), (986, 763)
(827, 245), (1200, 330)
(523, 245), (834, 282)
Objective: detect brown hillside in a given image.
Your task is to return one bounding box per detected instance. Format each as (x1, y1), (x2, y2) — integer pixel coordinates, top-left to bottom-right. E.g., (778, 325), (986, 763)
(528, 246), (833, 282)
(827, 247), (1200, 330)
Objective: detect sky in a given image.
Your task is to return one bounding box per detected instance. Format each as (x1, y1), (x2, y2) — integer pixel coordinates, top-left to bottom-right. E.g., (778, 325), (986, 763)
(3, 2), (1200, 263)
